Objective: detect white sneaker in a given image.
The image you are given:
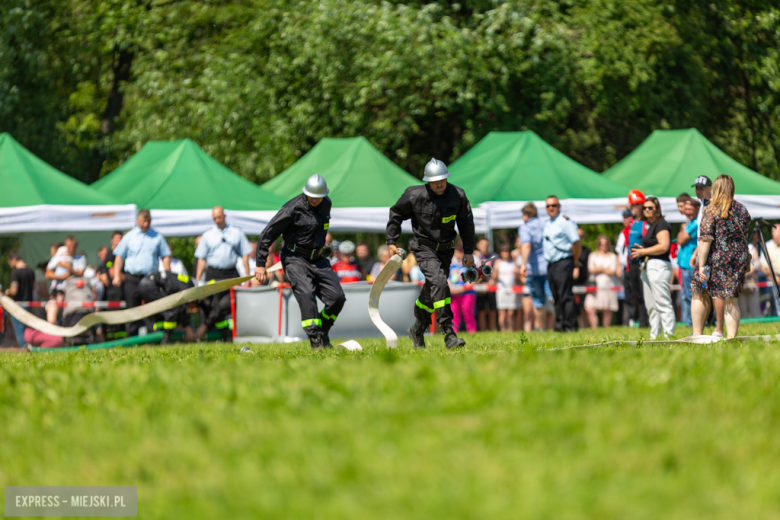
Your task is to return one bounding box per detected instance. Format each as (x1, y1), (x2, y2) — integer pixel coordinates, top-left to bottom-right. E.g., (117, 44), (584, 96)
(712, 331), (724, 338)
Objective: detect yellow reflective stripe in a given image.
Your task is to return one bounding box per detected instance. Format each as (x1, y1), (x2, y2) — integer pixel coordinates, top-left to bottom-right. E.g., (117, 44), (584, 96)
(162, 321), (177, 330)
(153, 322), (165, 331)
(106, 261), (114, 268)
(324, 223), (329, 230)
(442, 215), (457, 223)
(302, 319), (322, 328)
(207, 279), (216, 285)
(177, 274), (190, 283)
(215, 320), (229, 329)
(416, 299), (434, 313)
(322, 310), (337, 321)
(433, 298), (451, 309)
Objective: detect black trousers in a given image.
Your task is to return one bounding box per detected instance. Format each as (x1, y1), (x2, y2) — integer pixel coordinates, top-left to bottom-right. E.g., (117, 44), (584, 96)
(138, 275), (187, 331)
(412, 241), (455, 328)
(201, 266), (240, 330)
(548, 257), (577, 332)
(123, 273), (149, 337)
(624, 263), (649, 327)
(282, 253), (346, 337)
(104, 284), (125, 339)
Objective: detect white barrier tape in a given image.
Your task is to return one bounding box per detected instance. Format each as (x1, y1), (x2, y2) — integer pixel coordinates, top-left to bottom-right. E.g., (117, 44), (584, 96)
(0, 276), (252, 338)
(550, 334), (780, 350)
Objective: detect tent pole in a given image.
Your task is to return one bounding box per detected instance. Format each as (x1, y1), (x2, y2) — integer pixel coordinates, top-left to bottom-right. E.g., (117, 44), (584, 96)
(486, 206), (494, 253)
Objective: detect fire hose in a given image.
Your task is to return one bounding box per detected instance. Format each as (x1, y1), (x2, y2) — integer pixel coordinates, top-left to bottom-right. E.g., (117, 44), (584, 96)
(0, 276), (251, 338)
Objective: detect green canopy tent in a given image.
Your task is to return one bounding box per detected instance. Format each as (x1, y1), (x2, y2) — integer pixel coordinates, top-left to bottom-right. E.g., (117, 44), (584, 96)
(0, 133), (136, 269)
(92, 139), (286, 235)
(448, 131), (631, 227)
(262, 137), (491, 231)
(603, 128), (780, 218)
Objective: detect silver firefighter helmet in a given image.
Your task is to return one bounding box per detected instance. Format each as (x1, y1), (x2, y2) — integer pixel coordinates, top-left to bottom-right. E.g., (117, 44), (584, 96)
(302, 173), (329, 198)
(422, 157), (450, 182)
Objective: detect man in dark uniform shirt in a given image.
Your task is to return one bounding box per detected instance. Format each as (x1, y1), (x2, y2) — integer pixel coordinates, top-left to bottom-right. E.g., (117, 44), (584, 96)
(254, 174), (345, 349)
(387, 158), (476, 349)
(138, 270), (197, 344)
(5, 251), (35, 346)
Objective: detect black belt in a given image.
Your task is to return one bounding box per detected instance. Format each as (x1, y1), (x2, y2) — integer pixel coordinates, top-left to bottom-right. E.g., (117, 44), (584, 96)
(416, 237), (456, 252)
(548, 256), (573, 265)
(284, 243), (332, 261)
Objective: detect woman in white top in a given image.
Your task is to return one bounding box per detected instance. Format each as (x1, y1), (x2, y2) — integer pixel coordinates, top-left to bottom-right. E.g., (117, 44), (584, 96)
(584, 235), (620, 329)
(491, 243), (518, 331)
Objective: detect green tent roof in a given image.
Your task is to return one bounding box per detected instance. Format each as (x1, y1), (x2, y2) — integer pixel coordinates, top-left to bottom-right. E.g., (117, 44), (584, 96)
(262, 137), (422, 207)
(93, 139), (285, 210)
(603, 128), (780, 197)
(0, 133), (115, 206)
(448, 131), (628, 204)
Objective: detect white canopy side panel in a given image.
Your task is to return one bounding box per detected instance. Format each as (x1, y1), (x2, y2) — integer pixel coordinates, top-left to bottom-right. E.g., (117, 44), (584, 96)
(0, 204), (136, 232)
(482, 197), (685, 229)
(328, 207), (489, 234)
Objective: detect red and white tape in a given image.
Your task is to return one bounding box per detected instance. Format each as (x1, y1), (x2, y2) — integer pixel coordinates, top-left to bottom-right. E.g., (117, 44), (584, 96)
(12, 301), (127, 309)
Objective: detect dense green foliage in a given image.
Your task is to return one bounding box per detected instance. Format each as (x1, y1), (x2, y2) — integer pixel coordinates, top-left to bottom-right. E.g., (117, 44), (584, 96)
(1, 0), (778, 185)
(3, 325), (780, 517)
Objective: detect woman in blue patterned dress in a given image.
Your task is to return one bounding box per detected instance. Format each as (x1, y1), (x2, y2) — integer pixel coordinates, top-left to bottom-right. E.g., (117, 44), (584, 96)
(691, 174), (751, 338)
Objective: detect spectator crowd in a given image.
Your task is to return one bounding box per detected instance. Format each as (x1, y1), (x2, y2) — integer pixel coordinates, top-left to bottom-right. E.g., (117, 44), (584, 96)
(4, 173), (778, 347)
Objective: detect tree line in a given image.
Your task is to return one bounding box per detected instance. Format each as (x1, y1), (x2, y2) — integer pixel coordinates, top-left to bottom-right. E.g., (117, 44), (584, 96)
(1, 0), (778, 185)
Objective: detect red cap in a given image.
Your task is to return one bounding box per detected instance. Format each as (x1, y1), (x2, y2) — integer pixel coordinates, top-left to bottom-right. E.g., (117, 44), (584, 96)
(628, 189), (645, 204)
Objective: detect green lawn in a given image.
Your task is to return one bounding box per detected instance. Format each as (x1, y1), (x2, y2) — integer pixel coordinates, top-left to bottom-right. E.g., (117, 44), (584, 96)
(3, 324), (780, 519)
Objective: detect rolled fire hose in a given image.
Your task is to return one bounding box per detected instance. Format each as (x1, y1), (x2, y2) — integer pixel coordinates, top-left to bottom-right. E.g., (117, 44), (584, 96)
(368, 250), (406, 348)
(0, 276), (252, 338)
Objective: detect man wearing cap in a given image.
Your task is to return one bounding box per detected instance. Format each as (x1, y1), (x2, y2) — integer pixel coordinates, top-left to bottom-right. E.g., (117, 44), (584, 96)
(387, 158), (475, 349)
(542, 196), (582, 332)
(112, 209), (171, 337)
(623, 190), (650, 328)
(332, 240), (363, 283)
(255, 174), (345, 349)
(194, 206), (253, 340)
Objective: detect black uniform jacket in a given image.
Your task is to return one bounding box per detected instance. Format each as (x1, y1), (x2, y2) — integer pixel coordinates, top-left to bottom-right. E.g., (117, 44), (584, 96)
(257, 194), (331, 265)
(386, 183), (476, 254)
(147, 271), (194, 294)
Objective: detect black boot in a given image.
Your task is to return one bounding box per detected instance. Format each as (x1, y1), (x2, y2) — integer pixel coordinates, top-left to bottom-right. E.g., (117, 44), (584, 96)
(161, 331), (174, 345)
(407, 319), (428, 348)
(443, 327), (465, 349)
(320, 331), (333, 349)
(309, 334), (323, 349)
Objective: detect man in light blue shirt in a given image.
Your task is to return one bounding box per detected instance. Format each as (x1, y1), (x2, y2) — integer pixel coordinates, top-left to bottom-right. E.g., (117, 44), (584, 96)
(193, 206), (252, 340)
(542, 196), (582, 332)
(677, 199), (700, 326)
(112, 209), (171, 337)
(518, 202), (552, 332)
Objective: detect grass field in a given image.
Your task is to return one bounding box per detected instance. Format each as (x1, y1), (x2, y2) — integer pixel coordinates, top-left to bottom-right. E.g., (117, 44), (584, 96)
(3, 324), (780, 519)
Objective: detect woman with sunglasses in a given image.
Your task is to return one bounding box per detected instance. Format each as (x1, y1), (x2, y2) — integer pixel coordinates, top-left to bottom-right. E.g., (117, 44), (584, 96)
(630, 197), (674, 339)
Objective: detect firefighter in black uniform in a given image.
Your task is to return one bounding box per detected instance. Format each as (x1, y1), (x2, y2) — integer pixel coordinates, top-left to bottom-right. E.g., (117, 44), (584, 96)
(138, 271), (197, 344)
(387, 158), (476, 349)
(254, 174), (345, 349)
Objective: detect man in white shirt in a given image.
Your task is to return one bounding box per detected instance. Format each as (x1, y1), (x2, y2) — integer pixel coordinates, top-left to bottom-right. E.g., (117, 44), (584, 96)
(194, 206), (252, 340)
(760, 224), (780, 285)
